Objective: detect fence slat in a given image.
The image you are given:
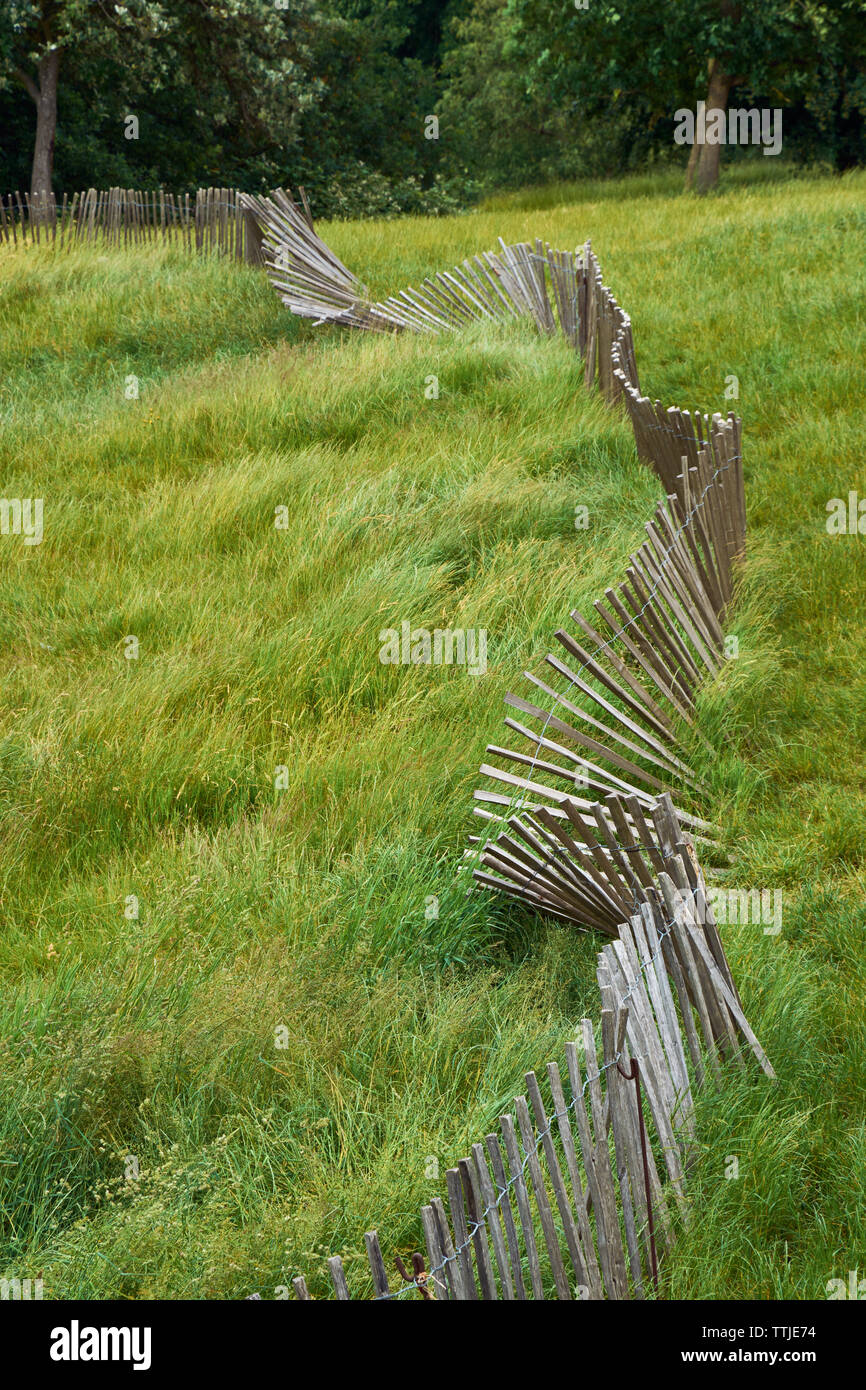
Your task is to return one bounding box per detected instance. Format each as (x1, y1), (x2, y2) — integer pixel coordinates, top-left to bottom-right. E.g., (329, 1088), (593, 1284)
(485, 1134), (527, 1300)
(431, 1196), (463, 1301)
(420, 1203), (449, 1302)
(471, 1142), (514, 1300)
(499, 1114), (545, 1299)
(514, 1095), (572, 1300)
(364, 1231), (390, 1300)
(328, 1255), (351, 1300)
(459, 1157), (498, 1300)
(525, 1071), (600, 1298)
(445, 1168), (476, 1299)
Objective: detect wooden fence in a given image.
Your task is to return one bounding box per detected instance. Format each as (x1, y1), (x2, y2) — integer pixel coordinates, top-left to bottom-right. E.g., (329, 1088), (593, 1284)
(289, 796), (773, 1301)
(5, 186), (767, 1297)
(235, 200), (774, 1301)
(0, 186), (277, 263)
(239, 192), (746, 897)
(469, 254), (744, 926)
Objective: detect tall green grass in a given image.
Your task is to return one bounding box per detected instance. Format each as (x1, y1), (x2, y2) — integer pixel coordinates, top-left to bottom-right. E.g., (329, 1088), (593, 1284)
(0, 165), (864, 1299)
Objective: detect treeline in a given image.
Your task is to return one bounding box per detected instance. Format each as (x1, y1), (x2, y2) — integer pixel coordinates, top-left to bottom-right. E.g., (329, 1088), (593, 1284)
(1, 0), (865, 217)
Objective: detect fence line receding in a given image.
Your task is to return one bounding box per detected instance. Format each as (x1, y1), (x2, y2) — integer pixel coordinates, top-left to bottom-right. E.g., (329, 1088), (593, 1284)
(7, 185), (771, 1299)
(233, 196), (774, 1301)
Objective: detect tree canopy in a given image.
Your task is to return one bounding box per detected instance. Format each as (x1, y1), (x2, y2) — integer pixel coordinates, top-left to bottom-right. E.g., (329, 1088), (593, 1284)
(1, 0), (864, 207)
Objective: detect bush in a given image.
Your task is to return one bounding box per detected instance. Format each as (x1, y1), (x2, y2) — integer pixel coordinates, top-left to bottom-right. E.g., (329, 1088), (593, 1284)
(306, 162), (481, 221)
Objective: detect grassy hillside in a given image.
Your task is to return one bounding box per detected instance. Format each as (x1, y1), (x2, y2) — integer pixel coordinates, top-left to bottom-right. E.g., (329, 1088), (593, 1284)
(1, 164), (864, 1299)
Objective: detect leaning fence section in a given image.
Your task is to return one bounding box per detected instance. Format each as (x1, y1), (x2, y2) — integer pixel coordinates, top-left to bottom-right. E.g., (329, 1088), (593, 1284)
(237, 202), (772, 1301)
(289, 796), (773, 1301)
(13, 191), (763, 1298)
(469, 394), (744, 920)
(232, 199), (770, 1300)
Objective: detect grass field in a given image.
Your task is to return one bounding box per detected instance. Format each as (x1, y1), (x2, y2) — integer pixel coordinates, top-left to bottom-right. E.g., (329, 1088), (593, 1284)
(1, 163), (864, 1300)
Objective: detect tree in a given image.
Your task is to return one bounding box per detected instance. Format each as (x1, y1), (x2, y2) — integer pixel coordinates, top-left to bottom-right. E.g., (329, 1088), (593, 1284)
(681, 2), (798, 193)
(0, 1), (322, 198)
(511, 0), (866, 191)
(682, 0), (866, 189)
(1, 1), (60, 197)
(0, 2), (162, 198)
(10, 12), (59, 197)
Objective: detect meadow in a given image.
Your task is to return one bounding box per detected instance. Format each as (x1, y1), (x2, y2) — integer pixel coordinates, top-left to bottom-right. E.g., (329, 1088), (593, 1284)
(0, 162), (864, 1299)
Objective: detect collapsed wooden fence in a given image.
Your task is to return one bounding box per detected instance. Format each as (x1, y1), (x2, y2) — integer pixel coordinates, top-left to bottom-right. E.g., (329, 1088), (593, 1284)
(242, 188), (746, 896)
(232, 194), (775, 1300)
(6, 183), (770, 1296)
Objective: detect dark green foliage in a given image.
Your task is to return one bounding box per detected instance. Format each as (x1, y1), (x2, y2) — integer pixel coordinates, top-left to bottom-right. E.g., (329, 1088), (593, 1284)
(1, 0), (865, 209)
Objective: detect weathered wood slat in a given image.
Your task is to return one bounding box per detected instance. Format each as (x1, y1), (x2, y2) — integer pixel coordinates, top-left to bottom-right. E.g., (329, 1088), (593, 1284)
(364, 1230), (391, 1299)
(600, 1005), (645, 1295)
(574, 1022), (631, 1295)
(328, 1255), (351, 1300)
(500, 1113), (546, 1299)
(598, 958), (672, 1234)
(432, 1196), (463, 1300)
(445, 1168), (477, 1299)
(514, 1095), (572, 1299)
(486, 1134), (528, 1300)
(420, 1203), (449, 1301)
(472, 1142), (515, 1299)
(525, 1071), (600, 1297)
(459, 1157), (498, 1299)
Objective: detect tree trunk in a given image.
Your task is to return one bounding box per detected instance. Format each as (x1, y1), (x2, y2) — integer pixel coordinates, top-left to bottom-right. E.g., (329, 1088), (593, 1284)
(694, 58), (732, 195)
(684, 138), (701, 191)
(685, 57), (712, 191)
(29, 48), (60, 202)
